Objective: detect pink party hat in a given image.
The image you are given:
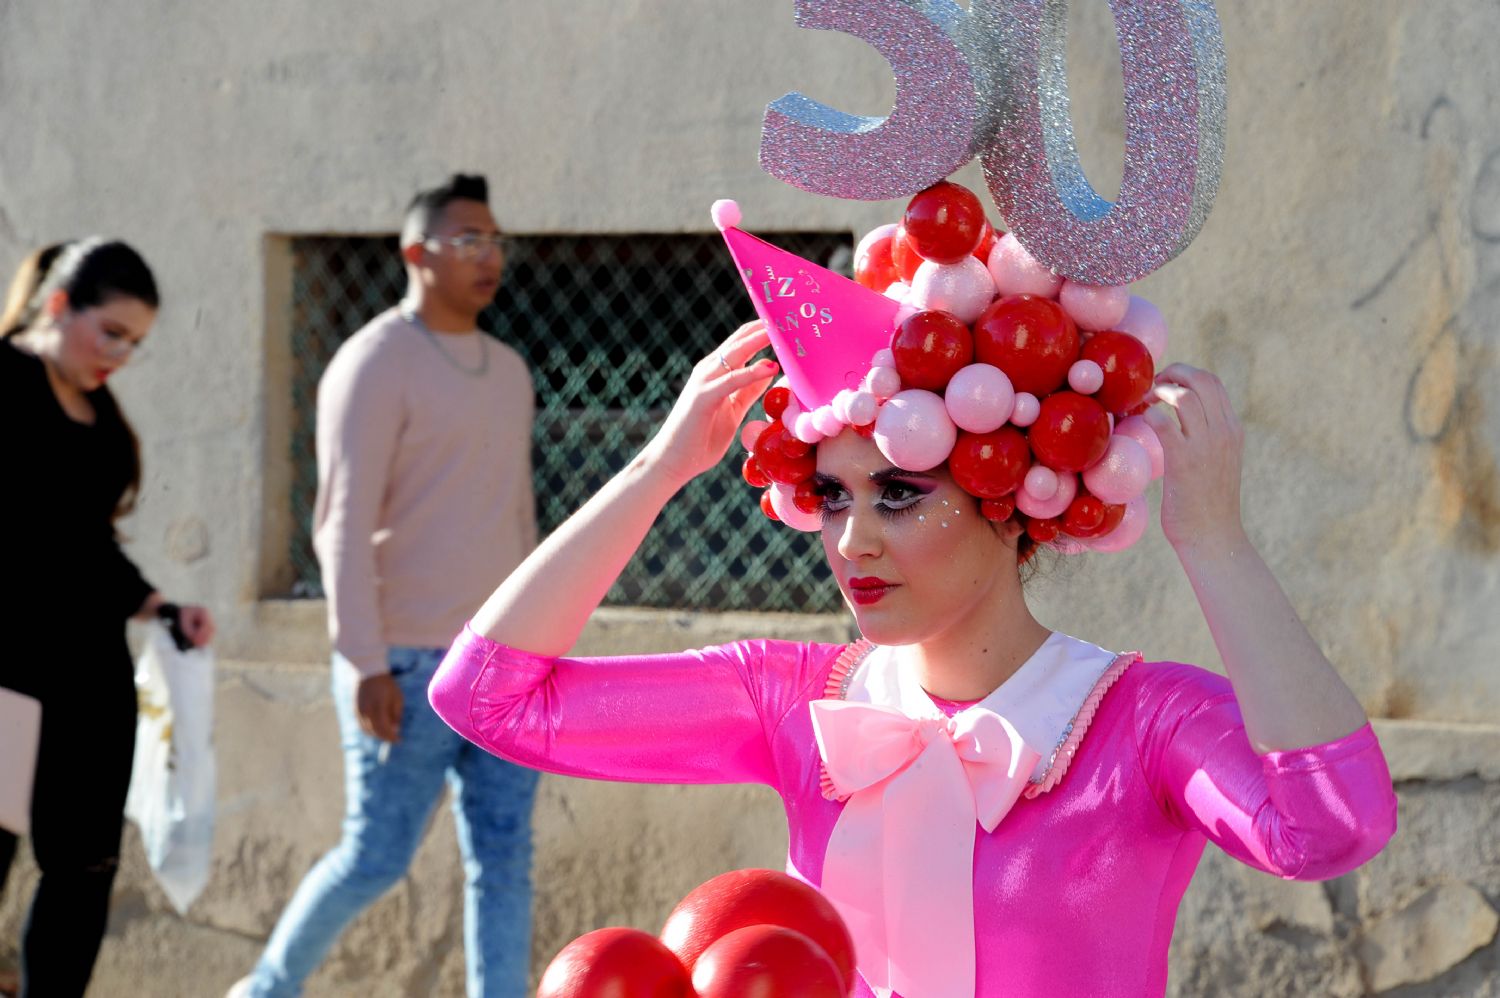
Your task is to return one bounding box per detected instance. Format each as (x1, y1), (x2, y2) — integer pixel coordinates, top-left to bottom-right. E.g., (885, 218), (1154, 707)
(713, 200), (901, 410)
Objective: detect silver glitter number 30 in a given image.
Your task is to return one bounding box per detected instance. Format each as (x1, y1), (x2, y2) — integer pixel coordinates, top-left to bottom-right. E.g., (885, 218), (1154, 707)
(759, 0), (1227, 286)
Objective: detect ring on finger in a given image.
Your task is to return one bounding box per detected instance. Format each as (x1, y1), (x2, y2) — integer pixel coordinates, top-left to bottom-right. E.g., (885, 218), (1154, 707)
(717, 351), (733, 372)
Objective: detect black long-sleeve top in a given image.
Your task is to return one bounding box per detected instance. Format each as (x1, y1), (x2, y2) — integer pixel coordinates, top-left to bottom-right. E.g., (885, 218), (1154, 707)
(1, 338), (154, 694)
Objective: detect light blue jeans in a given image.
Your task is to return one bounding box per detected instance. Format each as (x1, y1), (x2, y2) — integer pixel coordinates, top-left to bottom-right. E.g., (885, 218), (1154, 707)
(246, 647), (540, 997)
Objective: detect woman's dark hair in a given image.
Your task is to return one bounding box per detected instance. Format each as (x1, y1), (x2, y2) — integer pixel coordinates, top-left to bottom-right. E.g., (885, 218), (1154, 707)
(2, 239), (160, 519)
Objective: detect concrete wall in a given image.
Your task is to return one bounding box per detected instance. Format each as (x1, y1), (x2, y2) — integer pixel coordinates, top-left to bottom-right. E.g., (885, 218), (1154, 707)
(2, 1), (1497, 994)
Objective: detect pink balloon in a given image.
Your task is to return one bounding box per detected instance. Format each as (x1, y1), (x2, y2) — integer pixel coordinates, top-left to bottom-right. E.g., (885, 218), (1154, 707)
(1016, 469), (1077, 519)
(812, 405), (844, 438)
(883, 280), (911, 303)
(1116, 296), (1168, 367)
(873, 389), (957, 472)
(1059, 280), (1131, 331)
(769, 481), (823, 532)
(831, 389), (855, 424)
(1009, 392), (1041, 427)
(1114, 414), (1165, 479)
(846, 391), (879, 427)
(741, 419), (771, 451)
(781, 394), (803, 432)
(1082, 436), (1151, 504)
(1022, 464), (1059, 501)
(871, 348), (896, 369)
(1088, 494), (1150, 553)
(909, 257), (997, 324)
(986, 233), (1064, 299)
(864, 366), (901, 401)
(944, 363), (1015, 433)
(1068, 359), (1105, 395)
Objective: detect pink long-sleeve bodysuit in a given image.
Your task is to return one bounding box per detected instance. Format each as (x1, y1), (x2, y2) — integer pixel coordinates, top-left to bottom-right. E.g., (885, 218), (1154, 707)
(429, 627), (1396, 998)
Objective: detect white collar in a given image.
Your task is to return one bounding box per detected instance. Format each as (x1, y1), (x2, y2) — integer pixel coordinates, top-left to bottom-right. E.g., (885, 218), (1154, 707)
(843, 632), (1120, 781)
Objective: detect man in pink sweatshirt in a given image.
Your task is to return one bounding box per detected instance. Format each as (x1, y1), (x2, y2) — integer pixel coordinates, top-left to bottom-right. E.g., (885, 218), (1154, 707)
(231, 175), (540, 998)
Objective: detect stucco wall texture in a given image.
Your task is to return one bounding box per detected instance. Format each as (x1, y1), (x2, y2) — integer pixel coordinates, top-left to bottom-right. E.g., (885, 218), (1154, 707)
(1, 2), (1496, 995)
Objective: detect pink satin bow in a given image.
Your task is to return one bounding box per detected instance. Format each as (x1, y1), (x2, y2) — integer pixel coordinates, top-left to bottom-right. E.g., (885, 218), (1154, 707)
(810, 699), (1041, 998)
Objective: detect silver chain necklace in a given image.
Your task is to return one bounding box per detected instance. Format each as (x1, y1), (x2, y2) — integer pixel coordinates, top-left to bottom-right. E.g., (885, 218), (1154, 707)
(399, 302), (489, 378)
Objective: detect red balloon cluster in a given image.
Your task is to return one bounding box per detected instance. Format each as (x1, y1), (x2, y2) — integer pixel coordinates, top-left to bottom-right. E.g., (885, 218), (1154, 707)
(537, 869), (857, 998)
(813, 181), (1160, 550)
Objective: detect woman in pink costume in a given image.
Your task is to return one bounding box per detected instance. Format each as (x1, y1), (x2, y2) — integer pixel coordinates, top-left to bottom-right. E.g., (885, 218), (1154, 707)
(428, 318), (1396, 997)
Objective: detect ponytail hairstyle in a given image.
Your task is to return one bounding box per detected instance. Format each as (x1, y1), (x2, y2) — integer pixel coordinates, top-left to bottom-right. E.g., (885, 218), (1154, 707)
(3, 239), (161, 519)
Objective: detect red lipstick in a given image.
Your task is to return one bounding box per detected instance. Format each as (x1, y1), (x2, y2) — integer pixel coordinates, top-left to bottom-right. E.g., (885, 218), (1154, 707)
(847, 576), (897, 606)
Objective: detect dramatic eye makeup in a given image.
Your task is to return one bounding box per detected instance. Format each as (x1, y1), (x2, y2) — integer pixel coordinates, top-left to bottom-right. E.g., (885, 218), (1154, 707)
(813, 469), (936, 520)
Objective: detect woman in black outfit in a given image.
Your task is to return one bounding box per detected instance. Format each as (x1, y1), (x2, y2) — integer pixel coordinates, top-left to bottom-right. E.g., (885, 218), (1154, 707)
(0, 240), (214, 997)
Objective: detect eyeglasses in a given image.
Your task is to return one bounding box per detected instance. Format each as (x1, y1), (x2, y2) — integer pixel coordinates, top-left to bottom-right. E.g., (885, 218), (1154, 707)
(421, 233), (509, 262)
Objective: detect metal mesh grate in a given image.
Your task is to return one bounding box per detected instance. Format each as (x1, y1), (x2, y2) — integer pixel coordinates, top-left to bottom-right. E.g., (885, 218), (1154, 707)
(287, 231), (852, 612)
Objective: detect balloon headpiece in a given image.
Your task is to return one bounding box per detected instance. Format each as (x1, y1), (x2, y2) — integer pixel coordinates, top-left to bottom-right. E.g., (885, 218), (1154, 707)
(717, 0), (1227, 556)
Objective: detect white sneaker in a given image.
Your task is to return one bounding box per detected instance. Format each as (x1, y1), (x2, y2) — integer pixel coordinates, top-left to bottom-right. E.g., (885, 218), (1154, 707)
(224, 976), (254, 998)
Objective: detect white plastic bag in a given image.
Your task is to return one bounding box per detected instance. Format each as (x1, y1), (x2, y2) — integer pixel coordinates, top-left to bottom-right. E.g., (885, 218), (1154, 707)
(124, 621), (216, 914)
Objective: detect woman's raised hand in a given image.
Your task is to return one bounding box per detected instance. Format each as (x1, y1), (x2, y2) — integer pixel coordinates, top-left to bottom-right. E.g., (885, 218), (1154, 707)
(1142, 364), (1247, 555)
(643, 320), (778, 486)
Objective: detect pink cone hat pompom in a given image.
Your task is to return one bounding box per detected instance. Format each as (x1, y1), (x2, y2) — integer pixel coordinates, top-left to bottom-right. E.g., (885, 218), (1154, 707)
(1022, 464), (1060, 502)
(780, 393), (803, 432)
(710, 199), (742, 232)
(1016, 468), (1077, 519)
(909, 257), (997, 325)
(884, 281), (911, 303)
(944, 364), (1015, 434)
(1059, 280), (1131, 331)
(1117, 296), (1168, 367)
(846, 391), (879, 427)
(874, 389), (958, 472)
(1081, 435), (1152, 504)
(769, 481), (823, 532)
(871, 348), (896, 370)
(1088, 494), (1150, 553)
(740, 419), (771, 451)
(1010, 392), (1041, 428)
(1068, 359), (1105, 395)
(865, 366), (901, 401)
(1114, 414), (1165, 479)
(793, 410), (825, 445)
(812, 405), (844, 438)
(986, 232), (1064, 299)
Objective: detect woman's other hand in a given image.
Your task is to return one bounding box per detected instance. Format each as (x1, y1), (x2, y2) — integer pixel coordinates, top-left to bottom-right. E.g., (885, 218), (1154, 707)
(642, 320), (778, 486)
(179, 604), (216, 647)
(1143, 364), (1247, 556)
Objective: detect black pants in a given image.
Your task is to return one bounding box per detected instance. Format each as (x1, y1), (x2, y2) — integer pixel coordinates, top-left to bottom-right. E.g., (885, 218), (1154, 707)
(0, 640), (137, 998)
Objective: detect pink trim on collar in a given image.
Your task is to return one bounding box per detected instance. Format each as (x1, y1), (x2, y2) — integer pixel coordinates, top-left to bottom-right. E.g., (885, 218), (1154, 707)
(817, 642), (1139, 802)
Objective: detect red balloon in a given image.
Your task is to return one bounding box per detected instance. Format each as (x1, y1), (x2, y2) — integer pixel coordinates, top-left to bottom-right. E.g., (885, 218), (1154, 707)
(948, 427), (1030, 499)
(1080, 330), (1155, 414)
(903, 181), (988, 264)
(890, 225), (923, 284)
(972, 223), (1000, 264)
(891, 310), (974, 391)
(1028, 392), (1111, 472)
(762, 386), (792, 422)
(792, 478), (823, 515)
(741, 456), (770, 489)
(759, 490), (779, 521)
(973, 295), (1081, 397)
(981, 496), (1016, 522)
(691, 926), (845, 998)
(855, 232), (900, 292)
(1062, 494), (1107, 537)
(659, 869), (856, 996)
(537, 927), (693, 998)
(754, 424), (816, 485)
(1026, 516), (1061, 543)
(1095, 501), (1128, 537)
